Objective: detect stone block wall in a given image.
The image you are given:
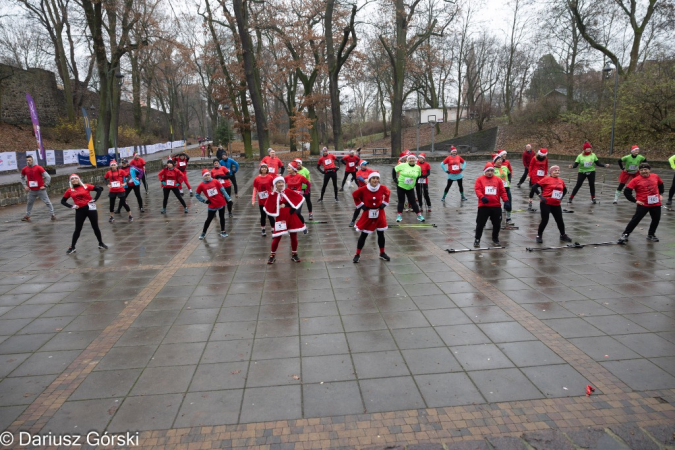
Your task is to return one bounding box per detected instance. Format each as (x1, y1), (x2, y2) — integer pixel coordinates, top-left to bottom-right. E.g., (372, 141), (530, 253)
(0, 65), (64, 126)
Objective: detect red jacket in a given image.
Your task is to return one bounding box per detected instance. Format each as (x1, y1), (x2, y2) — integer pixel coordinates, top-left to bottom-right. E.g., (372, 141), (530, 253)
(474, 175), (509, 207)
(211, 166), (231, 188)
(353, 184), (390, 209)
(536, 176), (566, 206)
(172, 157), (189, 172)
(197, 179), (228, 209)
(528, 158), (549, 185)
(158, 168), (185, 188)
(129, 157), (146, 168)
(318, 154), (338, 171)
(284, 174), (311, 193)
(63, 184), (96, 208)
(105, 169), (127, 193)
(442, 155), (464, 174)
(341, 155), (360, 172)
(522, 150), (534, 168)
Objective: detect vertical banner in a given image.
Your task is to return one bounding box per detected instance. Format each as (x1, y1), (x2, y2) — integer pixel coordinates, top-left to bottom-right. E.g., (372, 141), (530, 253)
(25, 93), (46, 162)
(81, 107), (97, 167)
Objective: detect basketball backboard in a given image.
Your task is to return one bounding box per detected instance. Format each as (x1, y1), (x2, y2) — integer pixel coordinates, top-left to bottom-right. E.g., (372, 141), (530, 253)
(420, 108), (444, 124)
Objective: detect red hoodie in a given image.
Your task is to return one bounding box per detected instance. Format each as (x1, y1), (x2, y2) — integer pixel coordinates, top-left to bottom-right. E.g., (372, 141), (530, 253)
(474, 175), (509, 207)
(522, 150), (534, 168)
(528, 158), (549, 185)
(158, 168), (185, 188)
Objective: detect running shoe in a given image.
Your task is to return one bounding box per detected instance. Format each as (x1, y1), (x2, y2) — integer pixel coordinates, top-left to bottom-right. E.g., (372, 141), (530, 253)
(261, 229), (266, 237)
(109, 217), (114, 223)
(21, 216), (31, 222)
(199, 233), (206, 240)
(303, 229), (308, 235)
(291, 253), (301, 263)
(179, 190), (184, 194)
(505, 217), (514, 224)
(560, 234), (572, 242)
(128, 216), (133, 223)
(98, 243), (109, 249)
(592, 198), (597, 204)
(140, 208), (145, 213)
(220, 232), (229, 238)
(473, 239), (480, 248)
(353, 254), (360, 263)
(335, 197), (339, 202)
(317, 198), (323, 203)
(417, 214), (425, 222)
(396, 214), (402, 222)
(536, 236), (543, 243)
(618, 233), (629, 243)
(461, 196), (468, 201)
(66, 247), (76, 255)
(308, 213), (314, 220)
(613, 192), (620, 204)
(184, 207), (189, 214)
(51, 215), (57, 221)
(160, 208), (166, 214)
(229, 213), (234, 218)
(516, 184), (522, 188)
(339, 187), (344, 192)
(379, 252), (390, 261)
(646, 235), (659, 242)
(667, 199), (672, 206)
(440, 197), (446, 202)
(568, 198), (573, 204)
(427, 208), (432, 212)
(267, 254), (276, 264)
(190, 191), (194, 197)
(492, 239), (501, 246)
(349, 221), (355, 227)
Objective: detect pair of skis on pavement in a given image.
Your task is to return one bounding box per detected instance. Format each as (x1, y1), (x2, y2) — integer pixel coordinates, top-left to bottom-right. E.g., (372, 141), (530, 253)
(447, 241), (626, 253)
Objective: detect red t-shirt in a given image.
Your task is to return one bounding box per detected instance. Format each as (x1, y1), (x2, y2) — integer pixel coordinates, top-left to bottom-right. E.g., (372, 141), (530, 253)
(417, 162), (431, 176)
(442, 155), (465, 174)
(196, 179), (227, 209)
(318, 154), (338, 171)
(173, 157), (189, 172)
(537, 176), (566, 206)
(21, 165), (46, 190)
(253, 174), (274, 205)
(63, 184), (95, 208)
(474, 175), (509, 207)
(522, 150), (534, 168)
(503, 159), (513, 175)
(355, 168), (374, 187)
(105, 169), (127, 193)
(284, 174), (310, 193)
(626, 173), (663, 206)
(529, 158), (549, 185)
(158, 168), (184, 188)
(261, 156), (284, 174)
(211, 166), (231, 188)
(129, 157), (146, 168)
(342, 155), (360, 172)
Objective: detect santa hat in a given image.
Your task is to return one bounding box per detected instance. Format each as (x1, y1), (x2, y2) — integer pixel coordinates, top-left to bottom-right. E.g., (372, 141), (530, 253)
(133, 152), (139, 156)
(69, 174), (82, 189)
(549, 165), (560, 173)
(272, 176), (285, 186)
(450, 146), (457, 153)
(483, 162), (495, 173)
(498, 150), (508, 158)
(418, 153), (426, 160)
(110, 160), (118, 167)
(583, 142), (592, 150)
(349, 149), (355, 154)
(538, 148), (548, 157)
(287, 162), (298, 171)
(492, 153), (502, 163)
(259, 162), (268, 167)
(407, 153), (417, 160)
(294, 158), (303, 165)
(404, 149), (410, 154)
(399, 156), (408, 162)
(202, 169), (210, 178)
(322, 147), (328, 152)
(367, 172), (381, 181)
(630, 145), (639, 153)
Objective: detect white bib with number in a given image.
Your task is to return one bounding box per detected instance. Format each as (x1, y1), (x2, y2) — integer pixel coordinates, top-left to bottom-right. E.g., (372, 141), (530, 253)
(269, 167), (275, 173)
(28, 181), (38, 187)
(404, 178), (414, 185)
(583, 161), (593, 167)
(551, 190), (563, 199)
(179, 161), (186, 167)
(537, 170), (545, 177)
(451, 165), (459, 171)
(648, 195), (659, 204)
(485, 186), (497, 195)
(88, 202), (97, 211)
(111, 181), (121, 188)
(628, 165), (637, 171)
(368, 209), (379, 219)
(274, 220), (287, 232)
(258, 191), (268, 199)
(167, 179), (175, 186)
(324, 159), (332, 166)
(207, 188), (218, 197)
(418, 178), (427, 184)
(349, 162), (355, 167)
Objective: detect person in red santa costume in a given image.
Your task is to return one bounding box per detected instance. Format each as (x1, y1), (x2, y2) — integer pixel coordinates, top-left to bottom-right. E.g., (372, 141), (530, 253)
(253, 163), (275, 236)
(263, 176), (307, 264)
(352, 172), (391, 263)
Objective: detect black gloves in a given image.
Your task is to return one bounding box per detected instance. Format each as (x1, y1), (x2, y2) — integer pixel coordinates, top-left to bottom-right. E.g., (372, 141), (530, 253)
(481, 197), (489, 204)
(378, 204), (386, 209)
(205, 199), (211, 205)
(504, 201), (511, 210)
(289, 208), (296, 215)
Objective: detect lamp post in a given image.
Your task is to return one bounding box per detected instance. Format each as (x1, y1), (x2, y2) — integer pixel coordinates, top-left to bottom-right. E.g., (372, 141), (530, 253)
(429, 118), (437, 153)
(222, 104), (231, 156)
(468, 109), (475, 152)
(603, 62), (618, 156)
(108, 70), (124, 162)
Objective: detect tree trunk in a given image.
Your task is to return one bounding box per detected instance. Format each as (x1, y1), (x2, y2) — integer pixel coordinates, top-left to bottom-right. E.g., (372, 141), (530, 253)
(232, 0), (269, 158)
(54, 30), (76, 122)
(307, 105), (320, 155)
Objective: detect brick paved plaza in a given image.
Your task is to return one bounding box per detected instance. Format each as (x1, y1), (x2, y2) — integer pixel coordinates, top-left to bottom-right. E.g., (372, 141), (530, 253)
(0, 160), (673, 449)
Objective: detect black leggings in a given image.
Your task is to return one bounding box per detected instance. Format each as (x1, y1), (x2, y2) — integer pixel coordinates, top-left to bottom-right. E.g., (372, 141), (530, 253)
(396, 186), (420, 213)
(623, 205), (661, 236)
(351, 208), (360, 223)
(72, 206), (103, 247)
(203, 207), (226, 233)
(109, 192), (129, 213)
(304, 193), (312, 213)
(518, 168), (529, 186)
(224, 186), (233, 213)
(416, 183), (431, 208)
(259, 205), (275, 227)
(538, 202), (565, 236)
(120, 184), (143, 210)
(230, 174), (238, 194)
(357, 230), (385, 250)
(320, 170), (338, 199)
(163, 187), (187, 208)
(443, 178), (464, 196)
(571, 171), (596, 198)
(342, 171), (357, 188)
(140, 173), (148, 192)
(669, 174), (675, 201)
(505, 188), (512, 212)
(475, 206), (501, 241)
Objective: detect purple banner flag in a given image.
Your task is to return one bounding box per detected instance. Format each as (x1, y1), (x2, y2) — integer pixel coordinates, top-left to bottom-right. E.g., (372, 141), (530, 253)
(26, 93), (46, 161)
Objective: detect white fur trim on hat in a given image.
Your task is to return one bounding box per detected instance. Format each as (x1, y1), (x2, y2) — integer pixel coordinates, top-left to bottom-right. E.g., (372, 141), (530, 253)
(272, 176), (285, 186)
(367, 172), (381, 180)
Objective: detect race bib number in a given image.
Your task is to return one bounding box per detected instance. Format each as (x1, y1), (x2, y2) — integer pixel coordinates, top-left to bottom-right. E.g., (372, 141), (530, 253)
(551, 190), (563, 199)
(167, 179), (175, 186)
(583, 161), (592, 167)
(628, 165), (637, 171)
(206, 188), (218, 197)
(418, 178), (427, 184)
(368, 209), (379, 219)
(88, 202), (97, 211)
(648, 195), (659, 204)
(258, 191), (269, 199)
(536, 170), (545, 177)
(404, 178), (414, 185)
(451, 165), (459, 171)
(485, 186), (497, 195)
(274, 221), (287, 232)
(218, 179), (225, 185)
(349, 162), (355, 167)
(179, 162), (186, 167)
(501, 178), (507, 186)
(111, 181), (121, 188)
(28, 181), (38, 187)
(324, 159), (332, 166)
(269, 167), (275, 173)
